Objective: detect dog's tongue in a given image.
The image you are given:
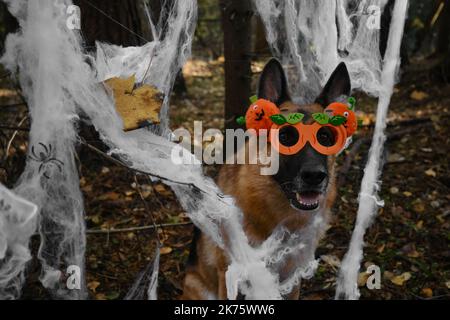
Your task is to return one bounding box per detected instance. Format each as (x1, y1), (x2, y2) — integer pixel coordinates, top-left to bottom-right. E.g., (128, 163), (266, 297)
(296, 192), (320, 205)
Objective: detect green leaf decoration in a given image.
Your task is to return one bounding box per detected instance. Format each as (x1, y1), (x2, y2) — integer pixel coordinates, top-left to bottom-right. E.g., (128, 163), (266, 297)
(270, 114), (287, 125)
(312, 112), (330, 125)
(236, 116), (246, 125)
(348, 97), (356, 110)
(329, 115), (347, 126)
(287, 113), (304, 124)
(249, 95), (258, 104)
(357, 119), (363, 127)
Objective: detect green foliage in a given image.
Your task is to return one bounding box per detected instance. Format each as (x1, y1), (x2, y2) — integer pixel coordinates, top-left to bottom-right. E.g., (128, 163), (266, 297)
(286, 113), (304, 124)
(236, 116), (246, 125)
(329, 115), (346, 126)
(312, 113), (330, 125)
(270, 114), (287, 125)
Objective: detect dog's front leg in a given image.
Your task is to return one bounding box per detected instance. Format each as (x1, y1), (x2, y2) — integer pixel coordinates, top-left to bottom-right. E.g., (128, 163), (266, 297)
(217, 268), (228, 299)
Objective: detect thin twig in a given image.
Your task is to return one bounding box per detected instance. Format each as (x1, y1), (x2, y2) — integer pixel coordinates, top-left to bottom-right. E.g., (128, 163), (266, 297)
(80, 0), (150, 43)
(134, 174), (162, 247)
(4, 116), (28, 162)
(79, 138), (226, 202)
(0, 108), (227, 202)
(86, 221), (192, 235)
(144, 174), (170, 242)
(32, 221), (192, 236)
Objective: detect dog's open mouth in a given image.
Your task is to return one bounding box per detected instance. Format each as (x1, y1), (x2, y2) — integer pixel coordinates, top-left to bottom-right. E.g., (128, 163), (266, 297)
(291, 191), (321, 211)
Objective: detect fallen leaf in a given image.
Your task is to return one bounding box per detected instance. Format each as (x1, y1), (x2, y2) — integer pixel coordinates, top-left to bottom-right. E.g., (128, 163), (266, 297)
(82, 184), (93, 193)
(383, 271), (394, 280)
(421, 288), (433, 298)
(416, 220), (424, 229)
(154, 184), (172, 197)
(390, 272), (412, 286)
(425, 168), (437, 177)
(413, 200), (425, 213)
(387, 153), (405, 163)
(377, 243), (386, 253)
(160, 247), (173, 255)
(90, 215), (101, 225)
(430, 200), (440, 208)
(101, 166), (110, 174)
(95, 293), (107, 300)
(407, 250), (420, 258)
(98, 191), (120, 201)
(401, 244), (421, 258)
(389, 187), (399, 194)
(445, 281), (450, 289)
(357, 272), (370, 287)
(104, 75), (164, 131)
(403, 191), (413, 197)
(125, 190), (135, 196)
(87, 281), (100, 293)
(410, 90), (429, 101)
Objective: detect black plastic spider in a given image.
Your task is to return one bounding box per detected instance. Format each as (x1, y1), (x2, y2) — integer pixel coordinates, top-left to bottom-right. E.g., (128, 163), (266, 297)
(29, 143), (64, 179)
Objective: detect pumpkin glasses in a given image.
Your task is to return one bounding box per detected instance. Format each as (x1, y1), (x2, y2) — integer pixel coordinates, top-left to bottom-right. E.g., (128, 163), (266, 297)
(237, 97), (357, 156)
(269, 122), (347, 155)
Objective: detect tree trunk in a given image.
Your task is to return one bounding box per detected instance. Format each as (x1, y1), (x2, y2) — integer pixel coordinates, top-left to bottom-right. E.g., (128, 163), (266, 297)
(436, 1), (450, 55)
(220, 0), (253, 130)
(0, 2), (19, 52)
(74, 0), (152, 47)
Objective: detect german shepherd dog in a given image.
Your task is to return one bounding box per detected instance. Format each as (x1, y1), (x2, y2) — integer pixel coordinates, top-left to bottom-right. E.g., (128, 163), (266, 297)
(181, 59), (351, 300)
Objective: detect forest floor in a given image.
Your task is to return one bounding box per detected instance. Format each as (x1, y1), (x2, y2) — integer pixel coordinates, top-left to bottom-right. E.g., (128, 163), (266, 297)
(0, 57), (449, 300)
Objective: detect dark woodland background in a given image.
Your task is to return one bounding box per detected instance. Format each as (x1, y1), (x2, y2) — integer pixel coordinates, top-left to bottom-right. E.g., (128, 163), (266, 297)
(0, 0), (449, 300)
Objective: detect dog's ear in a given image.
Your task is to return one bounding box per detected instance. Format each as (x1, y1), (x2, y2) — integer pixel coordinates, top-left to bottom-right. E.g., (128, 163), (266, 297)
(258, 58), (290, 105)
(315, 62), (351, 106)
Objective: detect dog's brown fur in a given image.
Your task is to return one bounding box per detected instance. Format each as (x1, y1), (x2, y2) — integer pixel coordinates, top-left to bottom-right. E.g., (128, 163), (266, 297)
(181, 59), (350, 300)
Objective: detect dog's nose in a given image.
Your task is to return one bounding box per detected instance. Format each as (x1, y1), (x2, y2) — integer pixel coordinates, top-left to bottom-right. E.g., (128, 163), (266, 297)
(300, 170), (327, 186)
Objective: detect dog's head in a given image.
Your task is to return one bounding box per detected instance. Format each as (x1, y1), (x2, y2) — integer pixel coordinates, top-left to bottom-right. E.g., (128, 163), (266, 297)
(258, 59), (351, 212)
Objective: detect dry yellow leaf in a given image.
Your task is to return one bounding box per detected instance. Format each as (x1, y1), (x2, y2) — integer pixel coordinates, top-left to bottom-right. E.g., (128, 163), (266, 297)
(98, 191), (120, 201)
(95, 293), (107, 300)
(104, 75), (164, 131)
(413, 201), (425, 213)
(87, 281), (100, 293)
(389, 187), (399, 194)
(407, 250), (420, 258)
(383, 271), (394, 280)
(425, 168), (437, 177)
(390, 272), (411, 286)
(421, 288), (433, 298)
(377, 243), (386, 253)
(357, 272), (370, 287)
(160, 246), (173, 255)
(410, 90), (429, 101)
(154, 183), (172, 197)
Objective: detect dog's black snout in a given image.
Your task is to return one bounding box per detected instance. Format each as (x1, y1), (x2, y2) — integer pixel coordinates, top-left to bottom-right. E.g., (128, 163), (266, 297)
(300, 170), (327, 186)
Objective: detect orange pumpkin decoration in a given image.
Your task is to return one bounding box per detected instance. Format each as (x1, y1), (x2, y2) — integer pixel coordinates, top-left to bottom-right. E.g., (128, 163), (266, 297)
(245, 99), (279, 134)
(324, 102), (357, 136)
